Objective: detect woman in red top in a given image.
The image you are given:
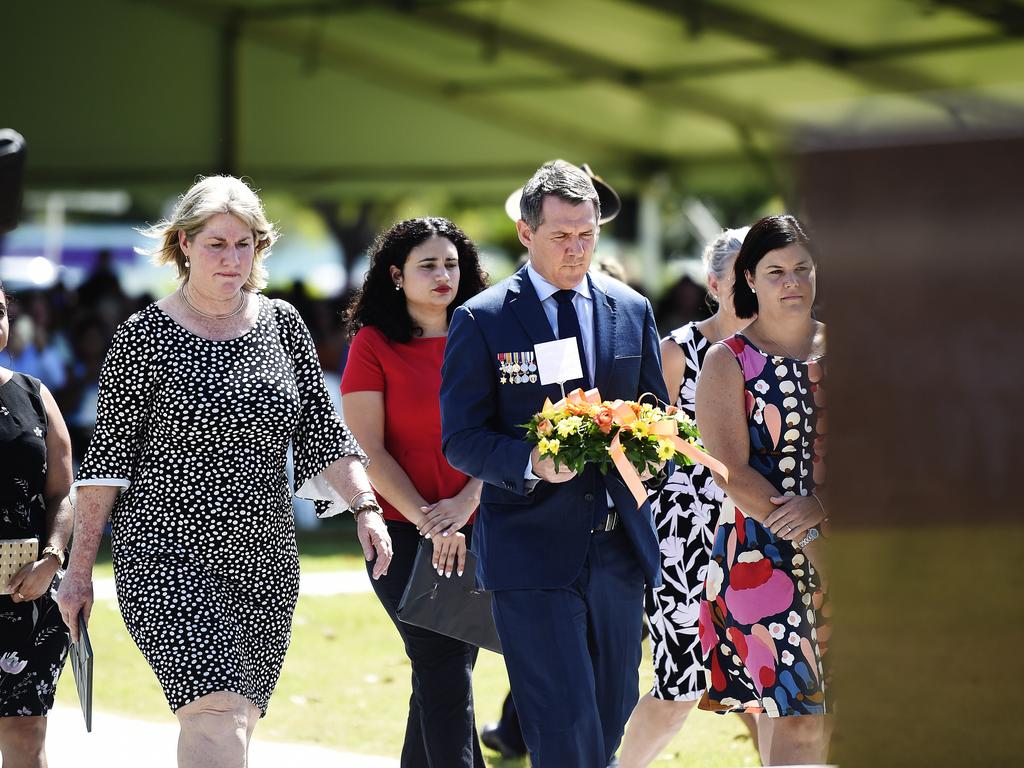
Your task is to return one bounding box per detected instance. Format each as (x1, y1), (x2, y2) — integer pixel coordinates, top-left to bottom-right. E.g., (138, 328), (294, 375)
(341, 217), (488, 768)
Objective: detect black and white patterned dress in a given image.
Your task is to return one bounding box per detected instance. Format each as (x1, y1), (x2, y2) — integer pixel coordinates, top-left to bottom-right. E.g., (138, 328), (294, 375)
(644, 323), (722, 701)
(0, 373), (70, 717)
(74, 296), (365, 715)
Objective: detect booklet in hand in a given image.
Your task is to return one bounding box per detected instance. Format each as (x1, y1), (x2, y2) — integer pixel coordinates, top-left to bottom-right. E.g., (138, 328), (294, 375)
(70, 609), (93, 732)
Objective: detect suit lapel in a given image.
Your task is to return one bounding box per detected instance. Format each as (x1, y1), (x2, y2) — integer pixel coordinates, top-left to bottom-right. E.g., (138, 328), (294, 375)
(508, 265), (557, 346)
(589, 275), (617, 391)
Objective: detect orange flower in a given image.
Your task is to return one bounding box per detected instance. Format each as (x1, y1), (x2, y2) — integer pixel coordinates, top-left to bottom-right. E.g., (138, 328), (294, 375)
(537, 418), (553, 437)
(594, 407), (614, 435)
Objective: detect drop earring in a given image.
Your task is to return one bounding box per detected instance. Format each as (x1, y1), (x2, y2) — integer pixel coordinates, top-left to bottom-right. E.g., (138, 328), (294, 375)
(395, 282), (402, 291)
(185, 260), (191, 268)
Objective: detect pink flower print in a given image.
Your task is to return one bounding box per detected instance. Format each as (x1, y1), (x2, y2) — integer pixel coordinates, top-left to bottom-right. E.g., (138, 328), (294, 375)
(727, 628), (777, 696)
(0, 652), (28, 675)
(781, 650), (795, 666)
(736, 343), (767, 381)
(698, 600), (717, 659)
(787, 610), (801, 627)
(724, 553), (795, 626)
(769, 622), (785, 639)
(787, 631), (801, 647)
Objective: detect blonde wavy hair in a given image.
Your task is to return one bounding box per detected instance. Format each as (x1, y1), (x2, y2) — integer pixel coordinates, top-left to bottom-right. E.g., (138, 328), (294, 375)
(139, 175), (279, 292)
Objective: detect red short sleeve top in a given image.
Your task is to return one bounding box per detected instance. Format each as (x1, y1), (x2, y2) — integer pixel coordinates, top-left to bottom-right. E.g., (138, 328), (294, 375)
(341, 326), (473, 523)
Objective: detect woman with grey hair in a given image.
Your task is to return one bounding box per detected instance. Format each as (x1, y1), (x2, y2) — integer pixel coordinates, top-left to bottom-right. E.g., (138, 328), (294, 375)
(619, 227), (757, 767)
(55, 176), (392, 767)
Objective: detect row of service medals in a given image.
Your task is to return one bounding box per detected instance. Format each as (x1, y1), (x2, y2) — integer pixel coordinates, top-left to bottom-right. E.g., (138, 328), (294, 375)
(498, 352), (538, 384)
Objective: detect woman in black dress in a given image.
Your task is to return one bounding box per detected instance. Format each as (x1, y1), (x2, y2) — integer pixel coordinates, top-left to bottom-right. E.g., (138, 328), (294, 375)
(0, 280), (75, 768)
(55, 176), (393, 768)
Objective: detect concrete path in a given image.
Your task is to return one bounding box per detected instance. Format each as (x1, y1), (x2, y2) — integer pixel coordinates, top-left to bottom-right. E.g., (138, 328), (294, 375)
(47, 706), (398, 767)
(93, 569), (372, 601)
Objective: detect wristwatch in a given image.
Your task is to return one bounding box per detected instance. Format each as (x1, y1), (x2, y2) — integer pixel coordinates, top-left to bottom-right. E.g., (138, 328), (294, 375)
(796, 527), (820, 550)
(41, 545), (67, 568)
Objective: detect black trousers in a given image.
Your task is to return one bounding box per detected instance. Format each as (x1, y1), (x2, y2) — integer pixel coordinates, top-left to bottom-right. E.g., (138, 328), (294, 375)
(367, 519), (486, 768)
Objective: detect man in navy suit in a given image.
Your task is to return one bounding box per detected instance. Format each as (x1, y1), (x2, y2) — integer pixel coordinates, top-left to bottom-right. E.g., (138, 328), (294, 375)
(441, 160), (670, 767)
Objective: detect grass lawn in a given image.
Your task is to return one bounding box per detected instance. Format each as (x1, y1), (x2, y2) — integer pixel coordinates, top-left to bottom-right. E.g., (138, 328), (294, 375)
(60, 522), (758, 766)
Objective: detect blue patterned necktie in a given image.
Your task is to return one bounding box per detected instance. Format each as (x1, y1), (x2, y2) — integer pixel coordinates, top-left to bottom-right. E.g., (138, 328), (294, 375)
(553, 289), (590, 389)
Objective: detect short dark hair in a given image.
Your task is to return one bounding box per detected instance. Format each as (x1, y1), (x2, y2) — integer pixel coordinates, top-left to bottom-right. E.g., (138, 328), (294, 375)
(519, 160), (600, 231)
(732, 215), (811, 319)
(344, 217), (488, 343)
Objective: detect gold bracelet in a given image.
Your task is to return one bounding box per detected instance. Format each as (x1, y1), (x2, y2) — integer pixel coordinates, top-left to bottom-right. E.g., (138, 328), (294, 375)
(348, 490), (377, 510)
(352, 503), (383, 519)
(810, 492), (827, 519)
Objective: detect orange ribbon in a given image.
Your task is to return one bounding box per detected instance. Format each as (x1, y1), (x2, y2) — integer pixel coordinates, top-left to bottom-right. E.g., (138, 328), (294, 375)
(546, 388), (730, 508)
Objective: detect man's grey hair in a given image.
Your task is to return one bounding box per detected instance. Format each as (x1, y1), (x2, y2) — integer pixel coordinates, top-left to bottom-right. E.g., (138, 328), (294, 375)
(519, 160), (601, 231)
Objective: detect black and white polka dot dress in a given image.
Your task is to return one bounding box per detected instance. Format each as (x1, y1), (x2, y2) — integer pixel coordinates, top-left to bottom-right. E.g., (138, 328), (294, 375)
(74, 296), (365, 715)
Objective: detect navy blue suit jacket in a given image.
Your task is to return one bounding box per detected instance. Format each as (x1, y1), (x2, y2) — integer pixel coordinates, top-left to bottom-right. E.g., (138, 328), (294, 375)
(440, 265), (670, 591)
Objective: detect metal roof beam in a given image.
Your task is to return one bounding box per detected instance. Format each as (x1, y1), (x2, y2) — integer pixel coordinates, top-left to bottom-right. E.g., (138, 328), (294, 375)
(137, 0), (647, 162)
(629, 0), (954, 92)
(931, 1), (1024, 35)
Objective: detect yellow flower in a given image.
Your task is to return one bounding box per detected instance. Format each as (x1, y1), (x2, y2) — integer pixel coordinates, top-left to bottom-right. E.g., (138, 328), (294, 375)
(556, 416), (583, 437)
(539, 398), (559, 421)
(537, 437), (551, 455)
(546, 438), (561, 455)
(631, 421), (650, 438)
(656, 439), (676, 461)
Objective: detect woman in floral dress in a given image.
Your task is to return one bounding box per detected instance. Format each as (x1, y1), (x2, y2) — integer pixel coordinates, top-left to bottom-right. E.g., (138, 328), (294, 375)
(619, 228), (756, 768)
(696, 215), (831, 765)
(0, 280), (74, 768)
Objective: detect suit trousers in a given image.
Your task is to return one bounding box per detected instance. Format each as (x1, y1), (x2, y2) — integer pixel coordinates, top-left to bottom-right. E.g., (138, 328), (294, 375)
(491, 526), (646, 768)
(367, 520), (486, 768)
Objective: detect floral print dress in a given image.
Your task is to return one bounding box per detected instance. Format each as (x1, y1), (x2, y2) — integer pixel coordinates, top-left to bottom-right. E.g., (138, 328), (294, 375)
(645, 323), (722, 701)
(0, 372), (70, 717)
(698, 334), (831, 718)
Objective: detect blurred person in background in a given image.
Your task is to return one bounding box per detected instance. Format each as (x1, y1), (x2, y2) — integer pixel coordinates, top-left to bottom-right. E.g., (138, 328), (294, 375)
(655, 274), (710, 336)
(6, 312), (67, 393)
(696, 215), (830, 765)
(618, 227), (758, 767)
(0, 280), (75, 768)
(76, 249), (123, 307)
(55, 314), (107, 461)
(341, 217), (488, 768)
(54, 176), (393, 768)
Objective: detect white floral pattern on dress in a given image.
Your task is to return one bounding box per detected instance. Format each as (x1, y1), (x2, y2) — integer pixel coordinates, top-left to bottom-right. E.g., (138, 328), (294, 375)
(644, 322), (723, 701)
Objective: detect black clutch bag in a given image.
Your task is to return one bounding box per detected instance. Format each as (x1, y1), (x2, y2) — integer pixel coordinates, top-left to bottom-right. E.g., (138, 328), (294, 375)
(397, 538), (502, 654)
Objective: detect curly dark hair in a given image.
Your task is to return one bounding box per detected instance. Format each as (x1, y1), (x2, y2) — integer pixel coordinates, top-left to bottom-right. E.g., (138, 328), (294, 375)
(345, 217), (488, 342)
(733, 214), (811, 319)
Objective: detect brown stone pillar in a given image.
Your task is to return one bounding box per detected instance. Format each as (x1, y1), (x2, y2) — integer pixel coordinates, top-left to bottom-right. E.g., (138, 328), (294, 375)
(798, 129), (1024, 765)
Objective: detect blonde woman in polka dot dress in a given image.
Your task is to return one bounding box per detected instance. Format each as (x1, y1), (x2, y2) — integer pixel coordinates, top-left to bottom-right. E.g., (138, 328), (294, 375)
(55, 176), (393, 768)
(696, 215), (830, 765)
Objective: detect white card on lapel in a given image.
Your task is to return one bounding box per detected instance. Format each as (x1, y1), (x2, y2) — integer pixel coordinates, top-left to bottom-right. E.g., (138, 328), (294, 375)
(534, 338), (583, 385)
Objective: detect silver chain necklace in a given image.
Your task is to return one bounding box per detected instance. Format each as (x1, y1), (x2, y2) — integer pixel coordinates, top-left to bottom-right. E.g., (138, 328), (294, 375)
(761, 325), (815, 361)
(179, 282), (246, 320)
